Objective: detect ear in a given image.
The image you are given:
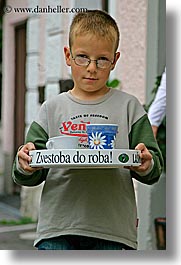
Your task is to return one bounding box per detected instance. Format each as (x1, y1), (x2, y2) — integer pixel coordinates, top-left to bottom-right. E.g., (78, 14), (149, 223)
(111, 52), (120, 71)
(64, 46), (71, 66)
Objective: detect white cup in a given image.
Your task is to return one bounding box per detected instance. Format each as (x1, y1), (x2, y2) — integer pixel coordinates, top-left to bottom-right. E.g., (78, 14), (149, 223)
(46, 136), (79, 149)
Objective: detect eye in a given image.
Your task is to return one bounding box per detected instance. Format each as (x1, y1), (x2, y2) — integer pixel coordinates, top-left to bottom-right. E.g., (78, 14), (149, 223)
(98, 57), (109, 61)
(77, 54), (89, 58)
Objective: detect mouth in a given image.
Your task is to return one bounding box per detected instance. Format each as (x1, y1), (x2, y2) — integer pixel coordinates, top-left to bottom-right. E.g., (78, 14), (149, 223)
(83, 77), (98, 81)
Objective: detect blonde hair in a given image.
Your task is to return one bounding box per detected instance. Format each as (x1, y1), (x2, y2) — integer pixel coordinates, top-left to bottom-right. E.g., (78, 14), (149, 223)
(69, 10), (120, 52)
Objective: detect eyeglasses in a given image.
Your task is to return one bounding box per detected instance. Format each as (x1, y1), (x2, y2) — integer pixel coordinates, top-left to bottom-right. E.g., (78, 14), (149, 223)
(71, 53), (115, 69)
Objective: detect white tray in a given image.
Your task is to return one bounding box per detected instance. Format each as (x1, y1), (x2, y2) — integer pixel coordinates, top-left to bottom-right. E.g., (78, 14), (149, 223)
(29, 149), (141, 168)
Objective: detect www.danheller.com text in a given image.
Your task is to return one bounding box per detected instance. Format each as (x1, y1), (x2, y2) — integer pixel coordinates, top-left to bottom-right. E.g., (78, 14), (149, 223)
(29, 149), (141, 168)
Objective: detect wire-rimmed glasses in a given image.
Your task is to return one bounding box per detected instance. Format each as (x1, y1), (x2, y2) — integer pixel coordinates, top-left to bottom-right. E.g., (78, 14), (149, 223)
(71, 53), (115, 69)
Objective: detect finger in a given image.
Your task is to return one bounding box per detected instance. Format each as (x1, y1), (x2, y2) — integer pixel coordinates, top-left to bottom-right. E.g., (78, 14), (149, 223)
(135, 143), (146, 152)
(130, 165), (146, 172)
(26, 142), (36, 149)
(18, 143), (36, 162)
(124, 166), (130, 170)
(19, 157), (43, 173)
(18, 155), (31, 169)
(22, 165), (41, 173)
(30, 166), (43, 171)
(135, 144), (152, 161)
(19, 150), (33, 164)
(21, 142), (36, 153)
(130, 157), (152, 172)
(22, 164), (35, 173)
(141, 152), (152, 161)
(18, 150), (31, 162)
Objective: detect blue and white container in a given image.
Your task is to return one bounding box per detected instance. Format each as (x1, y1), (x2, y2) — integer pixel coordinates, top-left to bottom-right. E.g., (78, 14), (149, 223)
(86, 124), (118, 149)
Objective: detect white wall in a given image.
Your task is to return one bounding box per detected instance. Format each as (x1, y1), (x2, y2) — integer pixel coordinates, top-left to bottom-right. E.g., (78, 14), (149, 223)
(109, 0), (147, 104)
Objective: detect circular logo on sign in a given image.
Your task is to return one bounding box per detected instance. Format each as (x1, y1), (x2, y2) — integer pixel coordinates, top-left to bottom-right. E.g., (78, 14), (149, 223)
(118, 153), (129, 163)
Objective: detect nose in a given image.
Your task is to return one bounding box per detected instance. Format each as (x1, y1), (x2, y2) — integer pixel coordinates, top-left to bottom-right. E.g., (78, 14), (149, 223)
(86, 60), (97, 73)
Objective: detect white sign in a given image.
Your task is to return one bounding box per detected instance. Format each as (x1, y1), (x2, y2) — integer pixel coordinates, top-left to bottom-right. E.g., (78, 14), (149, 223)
(29, 149), (141, 168)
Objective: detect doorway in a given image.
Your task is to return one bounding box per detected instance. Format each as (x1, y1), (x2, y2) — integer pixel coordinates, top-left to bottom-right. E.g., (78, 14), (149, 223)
(14, 22), (26, 156)
(13, 22), (27, 193)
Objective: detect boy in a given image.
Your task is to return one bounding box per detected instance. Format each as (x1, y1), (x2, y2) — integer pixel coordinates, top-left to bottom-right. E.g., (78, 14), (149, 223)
(13, 10), (163, 250)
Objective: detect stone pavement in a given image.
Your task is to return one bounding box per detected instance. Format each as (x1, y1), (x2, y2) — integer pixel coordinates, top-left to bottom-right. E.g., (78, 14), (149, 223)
(0, 194), (37, 250)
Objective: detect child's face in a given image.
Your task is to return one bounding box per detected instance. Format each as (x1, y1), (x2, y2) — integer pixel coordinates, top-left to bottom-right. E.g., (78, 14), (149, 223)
(64, 34), (120, 99)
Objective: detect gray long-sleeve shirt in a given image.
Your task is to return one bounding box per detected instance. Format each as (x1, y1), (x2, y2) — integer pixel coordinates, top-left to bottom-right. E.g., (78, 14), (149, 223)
(13, 89), (163, 249)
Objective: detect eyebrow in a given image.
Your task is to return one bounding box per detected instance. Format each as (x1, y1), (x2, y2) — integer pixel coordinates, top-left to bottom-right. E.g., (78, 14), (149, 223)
(73, 51), (111, 58)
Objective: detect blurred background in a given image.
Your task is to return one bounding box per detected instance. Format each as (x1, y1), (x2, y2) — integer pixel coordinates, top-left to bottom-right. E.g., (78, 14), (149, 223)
(0, 0), (166, 250)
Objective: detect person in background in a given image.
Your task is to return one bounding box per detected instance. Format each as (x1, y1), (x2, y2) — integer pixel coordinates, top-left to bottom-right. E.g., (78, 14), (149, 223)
(148, 68), (166, 138)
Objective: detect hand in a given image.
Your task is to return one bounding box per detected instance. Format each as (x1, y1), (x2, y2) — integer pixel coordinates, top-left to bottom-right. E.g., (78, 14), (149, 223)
(18, 142), (42, 173)
(151, 125), (158, 138)
(125, 143), (152, 173)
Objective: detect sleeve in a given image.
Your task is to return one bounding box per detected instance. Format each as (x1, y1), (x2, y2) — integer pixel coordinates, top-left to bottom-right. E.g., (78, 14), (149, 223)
(129, 114), (164, 185)
(148, 69), (166, 127)
(12, 119), (49, 187)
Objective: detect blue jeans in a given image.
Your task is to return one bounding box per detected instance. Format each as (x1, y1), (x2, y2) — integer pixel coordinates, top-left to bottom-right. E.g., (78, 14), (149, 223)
(37, 235), (134, 250)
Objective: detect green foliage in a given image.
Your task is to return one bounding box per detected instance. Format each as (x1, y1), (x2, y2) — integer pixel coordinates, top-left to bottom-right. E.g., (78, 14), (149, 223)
(0, 217), (36, 226)
(106, 78), (120, 88)
(145, 75), (162, 111)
